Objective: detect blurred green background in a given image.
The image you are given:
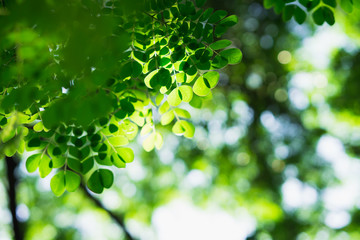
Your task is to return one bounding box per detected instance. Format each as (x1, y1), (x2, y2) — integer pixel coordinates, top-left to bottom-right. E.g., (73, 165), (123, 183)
(2, 0), (360, 239)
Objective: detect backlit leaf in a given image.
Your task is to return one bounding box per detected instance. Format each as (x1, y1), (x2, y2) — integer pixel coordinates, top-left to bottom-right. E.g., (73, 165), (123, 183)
(116, 147), (134, 163)
(50, 171), (66, 197)
(26, 154), (41, 173)
(108, 136), (129, 146)
(65, 171), (81, 192)
(161, 110), (175, 125)
(210, 40), (232, 50)
(220, 48), (242, 65)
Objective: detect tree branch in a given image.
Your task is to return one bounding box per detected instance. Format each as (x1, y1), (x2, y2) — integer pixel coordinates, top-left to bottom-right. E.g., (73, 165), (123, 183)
(80, 184), (136, 240)
(5, 155), (24, 240)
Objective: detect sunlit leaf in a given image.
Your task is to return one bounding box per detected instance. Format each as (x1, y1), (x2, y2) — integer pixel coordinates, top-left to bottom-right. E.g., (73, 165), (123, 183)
(143, 132), (156, 152)
(116, 147), (134, 163)
(108, 136), (129, 147)
(33, 122), (44, 132)
(209, 40), (232, 50)
(161, 110), (175, 125)
(50, 171), (66, 197)
(219, 48), (242, 65)
(26, 154), (41, 173)
(65, 171), (81, 192)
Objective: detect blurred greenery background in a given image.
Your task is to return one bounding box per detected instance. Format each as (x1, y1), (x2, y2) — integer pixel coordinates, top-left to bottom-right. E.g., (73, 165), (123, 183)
(2, 0), (360, 239)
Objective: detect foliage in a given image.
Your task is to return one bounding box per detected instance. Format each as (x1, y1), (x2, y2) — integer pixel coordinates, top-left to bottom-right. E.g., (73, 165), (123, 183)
(0, 0), (240, 195)
(264, 0), (360, 25)
(1, 0), (360, 239)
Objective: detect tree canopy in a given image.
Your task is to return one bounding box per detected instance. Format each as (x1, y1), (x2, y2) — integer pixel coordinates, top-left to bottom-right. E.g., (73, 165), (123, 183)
(1, 0), (241, 195)
(1, 0), (360, 239)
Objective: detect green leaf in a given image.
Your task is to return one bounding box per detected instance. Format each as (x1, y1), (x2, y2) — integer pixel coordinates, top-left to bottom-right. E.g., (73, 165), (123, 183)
(200, 8), (214, 22)
(173, 72), (186, 83)
(33, 121), (44, 132)
(39, 154), (52, 178)
(81, 158), (94, 174)
(203, 71), (220, 88)
(219, 15), (238, 27)
(193, 76), (211, 96)
(111, 153), (126, 168)
(155, 94), (164, 105)
(116, 147), (134, 163)
(26, 154), (41, 173)
(294, 6), (306, 24)
(220, 48), (242, 65)
(194, 22), (204, 39)
(212, 55), (228, 69)
(108, 136), (129, 146)
(65, 171), (81, 192)
(52, 147), (62, 156)
(50, 171), (66, 197)
(143, 132), (156, 152)
(52, 157), (65, 169)
(159, 101), (170, 114)
(144, 70), (158, 89)
(144, 68), (172, 90)
(140, 123), (153, 136)
(27, 137), (41, 148)
(209, 40), (232, 50)
(155, 132), (163, 149)
(130, 111), (145, 127)
(68, 157), (82, 173)
(160, 57), (171, 66)
(99, 169), (114, 189)
(168, 88), (182, 107)
(109, 124), (119, 134)
(118, 120), (138, 140)
(161, 110), (175, 125)
(120, 61), (143, 79)
(323, 7), (335, 25)
(160, 47), (170, 56)
(174, 108), (191, 119)
(193, 72), (219, 97)
(172, 120), (195, 138)
(208, 10), (227, 23)
(0, 117), (7, 126)
(120, 99), (135, 116)
(282, 5), (295, 21)
(179, 85), (193, 102)
(313, 7), (325, 25)
(87, 169), (114, 193)
(152, 68), (172, 89)
(4, 145), (17, 157)
(87, 170), (103, 194)
(95, 155), (112, 166)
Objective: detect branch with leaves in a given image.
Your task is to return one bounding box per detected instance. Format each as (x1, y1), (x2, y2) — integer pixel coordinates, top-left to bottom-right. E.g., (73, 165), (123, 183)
(0, 0), (241, 195)
(264, 0), (360, 25)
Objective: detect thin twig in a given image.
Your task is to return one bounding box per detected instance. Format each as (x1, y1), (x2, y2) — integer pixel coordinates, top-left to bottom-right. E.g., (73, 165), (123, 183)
(80, 184), (136, 240)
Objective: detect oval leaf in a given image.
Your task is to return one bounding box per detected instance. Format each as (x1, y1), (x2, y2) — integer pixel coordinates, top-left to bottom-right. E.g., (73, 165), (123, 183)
(209, 40), (232, 50)
(219, 48), (242, 65)
(99, 169), (114, 189)
(65, 171), (81, 192)
(50, 171), (66, 197)
(26, 154), (41, 173)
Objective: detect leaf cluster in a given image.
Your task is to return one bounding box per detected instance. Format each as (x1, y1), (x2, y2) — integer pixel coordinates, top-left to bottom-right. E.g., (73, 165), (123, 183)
(264, 0), (360, 25)
(0, 0), (241, 195)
